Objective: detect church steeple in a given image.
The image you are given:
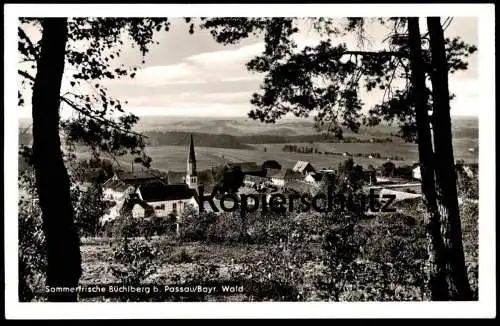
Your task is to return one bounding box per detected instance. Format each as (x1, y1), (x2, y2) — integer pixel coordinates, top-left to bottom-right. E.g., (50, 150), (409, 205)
(186, 134), (198, 190)
(188, 134), (196, 167)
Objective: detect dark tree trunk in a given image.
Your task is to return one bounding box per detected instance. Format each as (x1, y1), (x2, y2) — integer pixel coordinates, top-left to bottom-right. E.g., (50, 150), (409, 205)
(32, 18), (81, 302)
(407, 17), (449, 300)
(427, 17), (473, 300)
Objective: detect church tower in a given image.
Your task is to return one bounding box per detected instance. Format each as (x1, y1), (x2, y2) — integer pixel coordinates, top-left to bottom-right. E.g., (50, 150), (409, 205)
(186, 134), (198, 191)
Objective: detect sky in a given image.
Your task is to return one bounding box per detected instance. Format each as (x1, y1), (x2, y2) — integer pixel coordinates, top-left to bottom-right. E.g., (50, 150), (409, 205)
(18, 17), (479, 119)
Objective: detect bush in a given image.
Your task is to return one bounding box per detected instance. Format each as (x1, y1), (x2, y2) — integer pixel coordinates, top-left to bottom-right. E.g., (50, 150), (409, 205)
(110, 237), (158, 285)
(180, 213), (211, 242)
(18, 195), (47, 302)
(460, 201), (479, 299)
(206, 212), (243, 244)
(170, 248), (193, 264)
(111, 217), (141, 238)
(110, 216), (176, 239)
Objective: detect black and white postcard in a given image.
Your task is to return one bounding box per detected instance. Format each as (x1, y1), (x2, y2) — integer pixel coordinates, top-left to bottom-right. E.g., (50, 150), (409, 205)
(4, 3), (496, 319)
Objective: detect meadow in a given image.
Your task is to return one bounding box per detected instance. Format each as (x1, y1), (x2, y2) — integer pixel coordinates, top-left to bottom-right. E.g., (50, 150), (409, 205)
(95, 135), (478, 173)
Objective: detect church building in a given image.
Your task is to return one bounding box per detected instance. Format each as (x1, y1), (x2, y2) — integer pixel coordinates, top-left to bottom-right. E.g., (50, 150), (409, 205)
(131, 134), (200, 219)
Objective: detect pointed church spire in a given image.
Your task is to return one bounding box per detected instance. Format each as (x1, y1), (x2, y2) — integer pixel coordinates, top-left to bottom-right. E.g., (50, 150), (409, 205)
(188, 134), (196, 163)
(186, 134), (198, 190)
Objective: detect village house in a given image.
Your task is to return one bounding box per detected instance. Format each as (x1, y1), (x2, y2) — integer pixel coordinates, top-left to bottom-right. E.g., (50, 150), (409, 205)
(134, 134), (200, 218)
(285, 179), (317, 195)
(135, 182), (198, 218)
(412, 164), (421, 180)
(364, 165), (377, 185)
(271, 168), (304, 188)
(102, 178), (136, 201)
(304, 171), (323, 185)
(292, 161), (315, 176)
(101, 134), (201, 221)
(119, 194), (156, 219)
(225, 161), (265, 177)
(243, 174), (271, 188)
(111, 168), (168, 186)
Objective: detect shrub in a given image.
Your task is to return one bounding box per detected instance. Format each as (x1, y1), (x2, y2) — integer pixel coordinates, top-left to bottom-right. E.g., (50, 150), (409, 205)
(111, 216), (174, 239)
(18, 194), (47, 302)
(206, 212), (243, 244)
(179, 210), (218, 242)
(170, 248), (193, 264)
(111, 216), (141, 238)
(311, 213), (365, 301)
(460, 201), (479, 299)
(110, 237), (158, 285)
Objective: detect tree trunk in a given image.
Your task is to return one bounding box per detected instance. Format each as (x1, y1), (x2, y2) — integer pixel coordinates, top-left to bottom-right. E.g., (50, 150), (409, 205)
(427, 17), (473, 300)
(32, 18), (82, 301)
(407, 17), (449, 300)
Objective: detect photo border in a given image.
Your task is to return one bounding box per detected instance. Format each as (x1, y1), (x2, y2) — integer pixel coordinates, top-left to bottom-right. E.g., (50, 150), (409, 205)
(4, 3), (496, 319)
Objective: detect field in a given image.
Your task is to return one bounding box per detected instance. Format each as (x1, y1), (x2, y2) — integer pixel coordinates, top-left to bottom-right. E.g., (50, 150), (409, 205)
(104, 145), (411, 172)
(86, 134), (478, 173)
(24, 115), (478, 173)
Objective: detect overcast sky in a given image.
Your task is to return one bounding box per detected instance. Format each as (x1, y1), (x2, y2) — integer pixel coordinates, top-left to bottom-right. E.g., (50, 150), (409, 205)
(18, 17), (479, 119)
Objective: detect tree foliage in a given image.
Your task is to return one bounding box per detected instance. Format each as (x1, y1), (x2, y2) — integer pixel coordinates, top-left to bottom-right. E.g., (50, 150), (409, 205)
(199, 18), (477, 141)
(18, 18), (178, 164)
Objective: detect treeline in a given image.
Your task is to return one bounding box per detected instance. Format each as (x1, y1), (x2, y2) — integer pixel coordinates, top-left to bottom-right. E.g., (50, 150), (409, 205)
(282, 145), (405, 161)
(282, 144), (319, 153)
(138, 131), (254, 150)
(237, 133), (394, 144)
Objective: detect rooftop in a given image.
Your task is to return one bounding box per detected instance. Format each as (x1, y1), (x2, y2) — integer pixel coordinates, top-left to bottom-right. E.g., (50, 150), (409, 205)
(102, 179), (133, 192)
(225, 161), (262, 173)
(285, 180), (316, 194)
(272, 168), (304, 180)
(115, 169), (167, 181)
(138, 183), (197, 202)
(292, 161), (314, 173)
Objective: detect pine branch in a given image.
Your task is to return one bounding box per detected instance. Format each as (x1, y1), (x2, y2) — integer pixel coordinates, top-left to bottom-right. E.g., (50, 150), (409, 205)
(18, 69), (147, 139)
(60, 97), (148, 138)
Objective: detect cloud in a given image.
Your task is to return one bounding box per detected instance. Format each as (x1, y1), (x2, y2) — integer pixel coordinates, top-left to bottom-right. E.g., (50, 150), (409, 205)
(114, 42), (265, 88)
(99, 23), (478, 118)
(126, 102), (251, 118)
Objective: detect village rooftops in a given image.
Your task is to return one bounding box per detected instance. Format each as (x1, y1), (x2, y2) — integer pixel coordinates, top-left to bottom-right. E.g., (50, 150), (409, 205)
(166, 171), (186, 184)
(285, 180), (317, 194)
(120, 195), (155, 217)
(114, 169), (167, 183)
(224, 161), (262, 173)
(265, 168), (282, 178)
(102, 179), (134, 192)
(137, 183), (197, 202)
(272, 168), (304, 180)
(292, 161), (315, 174)
(243, 174), (269, 183)
(307, 172), (323, 182)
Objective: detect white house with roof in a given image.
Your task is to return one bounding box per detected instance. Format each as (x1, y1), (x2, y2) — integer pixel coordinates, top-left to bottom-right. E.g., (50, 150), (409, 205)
(136, 183), (198, 217)
(292, 161), (315, 176)
(134, 135), (200, 218)
(412, 164), (421, 180)
(102, 179), (135, 201)
(304, 171), (323, 185)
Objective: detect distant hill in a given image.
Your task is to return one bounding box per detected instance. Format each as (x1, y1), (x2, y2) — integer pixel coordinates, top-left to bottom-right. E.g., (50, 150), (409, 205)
(17, 116), (478, 147)
(237, 133), (343, 144)
(144, 131), (254, 150)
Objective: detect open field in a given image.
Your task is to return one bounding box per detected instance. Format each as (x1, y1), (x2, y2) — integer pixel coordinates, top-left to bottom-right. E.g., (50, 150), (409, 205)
(98, 145), (413, 172)
(75, 136), (478, 173)
(254, 138), (479, 163)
